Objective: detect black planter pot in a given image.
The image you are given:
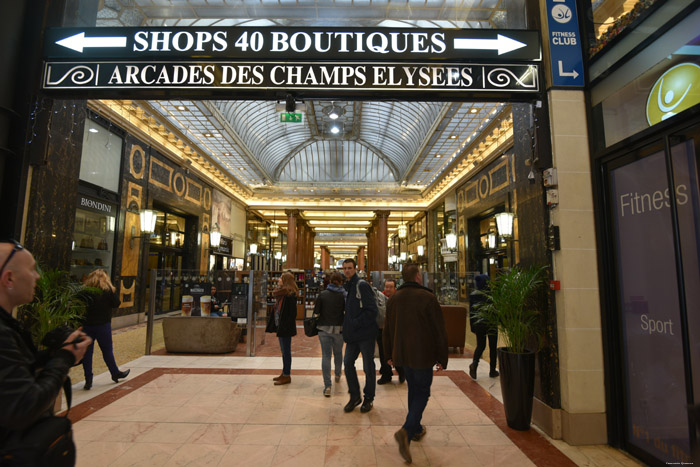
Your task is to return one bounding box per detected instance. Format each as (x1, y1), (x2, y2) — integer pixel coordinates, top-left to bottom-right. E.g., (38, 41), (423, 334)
(498, 347), (536, 431)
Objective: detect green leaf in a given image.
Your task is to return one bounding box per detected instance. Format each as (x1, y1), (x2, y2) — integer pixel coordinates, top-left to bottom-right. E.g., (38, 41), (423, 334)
(471, 266), (548, 354)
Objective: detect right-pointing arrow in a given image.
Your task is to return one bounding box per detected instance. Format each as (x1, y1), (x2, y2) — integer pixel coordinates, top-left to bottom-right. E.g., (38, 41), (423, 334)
(557, 61), (579, 79)
(453, 34), (527, 55)
(56, 32), (127, 53)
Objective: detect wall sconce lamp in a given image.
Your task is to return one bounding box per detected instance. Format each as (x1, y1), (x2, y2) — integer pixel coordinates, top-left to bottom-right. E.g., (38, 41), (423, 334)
(400, 252), (407, 261)
(487, 232), (496, 249)
(495, 212), (514, 238)
(445, 231), (457, 250)
(210, 222), (222, 248)
(417, 245), (425, 256)
(249, 243), (258, 254)
(130, 209), (157, 249)
(275, 251), (282, 260)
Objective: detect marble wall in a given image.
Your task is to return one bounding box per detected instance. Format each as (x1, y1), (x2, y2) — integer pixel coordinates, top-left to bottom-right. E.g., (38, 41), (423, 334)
(456, 102), (560, 410)
(25, 100), (87, 271)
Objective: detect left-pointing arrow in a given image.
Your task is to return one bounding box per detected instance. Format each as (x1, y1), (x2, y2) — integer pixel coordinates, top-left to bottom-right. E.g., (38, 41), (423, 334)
(453, 34), (526, 55)
(56, 32), (127, 53)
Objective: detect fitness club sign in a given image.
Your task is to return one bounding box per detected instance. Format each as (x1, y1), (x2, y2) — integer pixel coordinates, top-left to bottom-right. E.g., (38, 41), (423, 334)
(42, 27), (541, 98)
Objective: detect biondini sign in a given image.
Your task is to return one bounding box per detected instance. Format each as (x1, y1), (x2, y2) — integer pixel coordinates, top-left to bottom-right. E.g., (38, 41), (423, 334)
(43, 27), (541, 99)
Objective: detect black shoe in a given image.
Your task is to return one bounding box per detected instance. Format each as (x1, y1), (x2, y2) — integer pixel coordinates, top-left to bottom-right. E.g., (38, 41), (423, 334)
(398, 373), (405, 384)
(394, 429), (412, 464)
(112, 369), (130, 383)
(489, 369), (500, 378)
(360, 398), (373, 413)
(412, 426), (427, 442)
(469, 362), (477, 380)
(83, 378), (92, 390)
(344, 396), (362, 412)
(377, 376), (392, 385)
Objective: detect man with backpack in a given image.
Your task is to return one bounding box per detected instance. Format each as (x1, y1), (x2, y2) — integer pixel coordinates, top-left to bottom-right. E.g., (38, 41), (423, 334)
(377, 279), (404, 385)
(341, 258), (378, 414)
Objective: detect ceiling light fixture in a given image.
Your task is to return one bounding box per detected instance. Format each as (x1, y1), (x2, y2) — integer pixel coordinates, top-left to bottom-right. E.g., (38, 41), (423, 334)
(323, 103), (345, 120)
(330, 125), (340, 134)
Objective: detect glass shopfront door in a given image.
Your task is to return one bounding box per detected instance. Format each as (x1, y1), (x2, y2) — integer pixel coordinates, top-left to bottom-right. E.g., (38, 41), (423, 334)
(605, 123), (699, 465)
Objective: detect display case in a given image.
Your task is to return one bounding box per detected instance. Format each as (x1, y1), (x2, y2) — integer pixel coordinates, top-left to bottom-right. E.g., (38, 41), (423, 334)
(70, 195), (117, 282)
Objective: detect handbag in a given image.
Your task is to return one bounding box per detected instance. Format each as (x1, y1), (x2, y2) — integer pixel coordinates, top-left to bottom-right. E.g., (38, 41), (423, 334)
(265, 311), (278, 333)
(1, 373), (76, 466)
(1, 416), (75, 466)
(303, 315), (319, 337)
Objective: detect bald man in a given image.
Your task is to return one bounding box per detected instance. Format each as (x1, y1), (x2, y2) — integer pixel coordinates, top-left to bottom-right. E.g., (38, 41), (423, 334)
(0, 241), (92, 453)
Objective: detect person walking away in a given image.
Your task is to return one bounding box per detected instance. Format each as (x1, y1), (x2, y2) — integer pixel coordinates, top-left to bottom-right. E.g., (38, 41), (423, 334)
(82, 269), (130, 390)
(0, 241), (92, 465)
(313, 271), (346, 397)
(272, 272), (298, 386)
(468, 274), (499, 380)
(377, 279), (404, 385)
(384, 264), (448, 464)
(341, 258), (378, 413)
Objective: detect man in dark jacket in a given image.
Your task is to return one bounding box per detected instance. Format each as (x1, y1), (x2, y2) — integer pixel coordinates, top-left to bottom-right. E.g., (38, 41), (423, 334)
(342, 258), (378, 414)
(0, 241), (91, 452)
(384, 263), (448, 464)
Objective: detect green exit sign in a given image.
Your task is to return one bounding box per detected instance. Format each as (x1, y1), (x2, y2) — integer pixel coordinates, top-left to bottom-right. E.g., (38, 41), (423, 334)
(280, 112), (303, 123)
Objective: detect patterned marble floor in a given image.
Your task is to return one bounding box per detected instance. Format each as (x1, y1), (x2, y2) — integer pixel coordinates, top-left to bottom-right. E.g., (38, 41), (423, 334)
(63, 330), (644, 467)
(70, 368), (574, 467)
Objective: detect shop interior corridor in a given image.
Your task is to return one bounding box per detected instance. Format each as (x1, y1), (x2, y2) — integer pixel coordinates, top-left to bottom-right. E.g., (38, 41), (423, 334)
(64, 324), (642, 467)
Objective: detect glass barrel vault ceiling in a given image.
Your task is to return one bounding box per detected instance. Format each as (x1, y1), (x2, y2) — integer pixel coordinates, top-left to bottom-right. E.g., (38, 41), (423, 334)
(150, 100), (505, 196)
(92, 1), (521, 249)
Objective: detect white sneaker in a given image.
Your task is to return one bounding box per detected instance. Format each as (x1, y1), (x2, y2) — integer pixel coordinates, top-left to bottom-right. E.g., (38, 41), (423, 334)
(324, 386), (332, 397)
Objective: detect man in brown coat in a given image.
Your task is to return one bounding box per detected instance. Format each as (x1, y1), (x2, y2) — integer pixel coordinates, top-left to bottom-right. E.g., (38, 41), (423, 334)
(384, 263), (448, 464)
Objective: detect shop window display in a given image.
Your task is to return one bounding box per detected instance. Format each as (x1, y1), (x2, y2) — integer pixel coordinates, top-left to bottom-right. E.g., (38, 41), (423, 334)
(71, 203), (116, 282)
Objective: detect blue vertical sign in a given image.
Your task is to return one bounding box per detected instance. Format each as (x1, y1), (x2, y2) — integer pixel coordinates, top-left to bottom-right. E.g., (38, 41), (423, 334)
(546, 0), (585, 87)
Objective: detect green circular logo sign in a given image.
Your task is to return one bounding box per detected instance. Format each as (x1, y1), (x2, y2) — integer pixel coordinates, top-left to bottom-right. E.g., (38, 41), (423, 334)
(646, 62), (700, 126)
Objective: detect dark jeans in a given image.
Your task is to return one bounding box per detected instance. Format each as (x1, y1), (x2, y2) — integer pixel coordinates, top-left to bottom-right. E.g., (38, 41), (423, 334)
(377, 330), (404, 380)
(473, 332), (498, 371)
(344, 338), (376, 400)
(402, 367), (434, 440)
(82, 323), (120, 379)
(279, 336), (292, 375)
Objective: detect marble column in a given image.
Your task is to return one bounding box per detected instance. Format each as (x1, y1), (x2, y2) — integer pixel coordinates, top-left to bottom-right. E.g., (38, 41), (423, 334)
(357, 246), (365, 272)
(366, 230), (373, 273)
(374, 210), (390, 272)
(285, 209), (299, 268)
(309, 231), (316, 269)
(321, 246), (330, 270)
(296, 218), (305, 270)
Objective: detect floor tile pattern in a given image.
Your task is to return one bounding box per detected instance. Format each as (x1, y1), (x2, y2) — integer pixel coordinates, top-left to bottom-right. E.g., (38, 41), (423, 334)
(70, 368), (575, 466)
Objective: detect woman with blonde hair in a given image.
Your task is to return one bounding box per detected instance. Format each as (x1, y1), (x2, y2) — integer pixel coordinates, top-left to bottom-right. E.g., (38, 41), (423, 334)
(268, 271), (298, 385)
(81, 269), (130, 389)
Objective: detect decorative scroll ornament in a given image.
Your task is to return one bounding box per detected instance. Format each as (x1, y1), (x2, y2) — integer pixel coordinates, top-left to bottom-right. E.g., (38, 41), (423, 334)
(46, 65), (97, 86)
(487, 66), (537, 89)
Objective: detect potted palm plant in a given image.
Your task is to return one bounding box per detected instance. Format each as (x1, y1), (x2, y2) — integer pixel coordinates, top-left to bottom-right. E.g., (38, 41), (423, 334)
(16, 268), (94, 348)
(472, 265), (548, 430)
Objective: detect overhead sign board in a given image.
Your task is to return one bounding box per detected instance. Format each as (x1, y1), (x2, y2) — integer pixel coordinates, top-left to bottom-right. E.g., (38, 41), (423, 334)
(43, 61), (539, 93)
(42, 27), (542, 99)
(546, 0), (585, 87)
(45, 27), (541, 62)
